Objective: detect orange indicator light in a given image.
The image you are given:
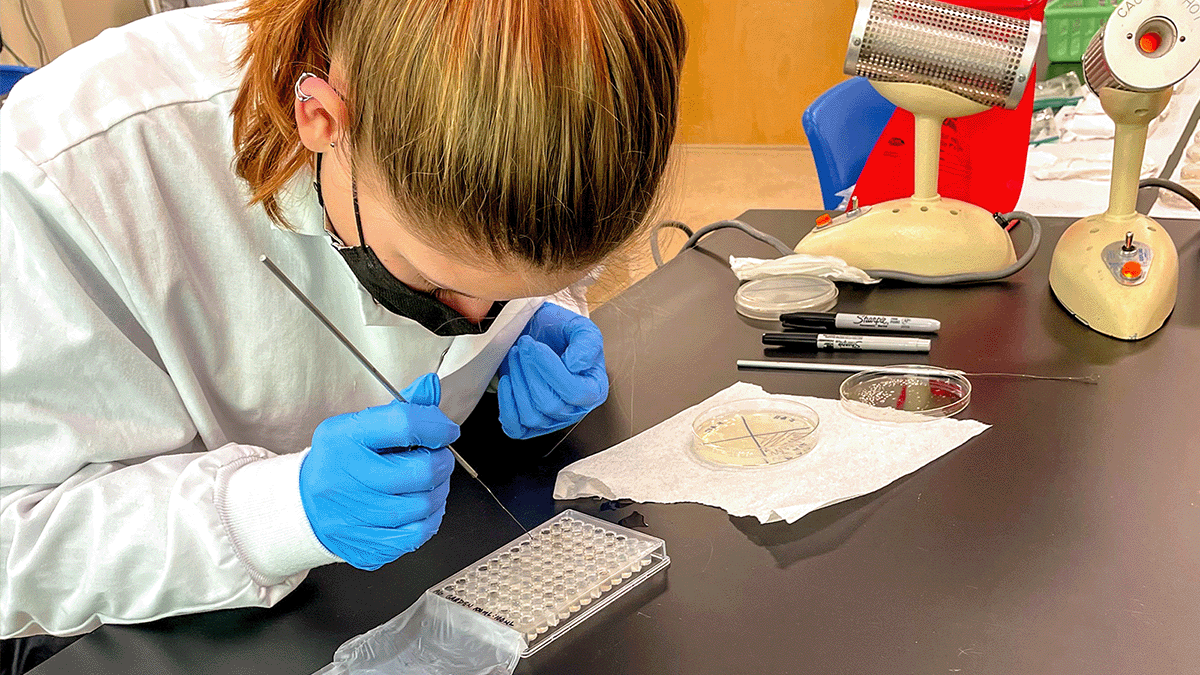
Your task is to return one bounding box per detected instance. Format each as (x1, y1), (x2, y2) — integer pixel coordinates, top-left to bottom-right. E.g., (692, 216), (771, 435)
(1139, 31), (1162, 54)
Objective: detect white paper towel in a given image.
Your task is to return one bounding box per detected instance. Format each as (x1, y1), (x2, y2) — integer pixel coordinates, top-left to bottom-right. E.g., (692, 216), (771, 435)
(553, 382), (990, 524)
(728, 253), (880, 285)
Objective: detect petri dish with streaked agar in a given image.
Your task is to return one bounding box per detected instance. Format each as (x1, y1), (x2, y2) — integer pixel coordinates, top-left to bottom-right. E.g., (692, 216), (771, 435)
(839, 365), (970, 423)
(690, 398), (820, 468)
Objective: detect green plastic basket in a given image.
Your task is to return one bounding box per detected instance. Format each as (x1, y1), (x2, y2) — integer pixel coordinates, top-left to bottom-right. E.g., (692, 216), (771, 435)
(1044, 0), (1118, 62)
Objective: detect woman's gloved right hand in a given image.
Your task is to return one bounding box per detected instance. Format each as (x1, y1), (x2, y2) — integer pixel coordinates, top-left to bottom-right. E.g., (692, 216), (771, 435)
(299, 373), (460, 570)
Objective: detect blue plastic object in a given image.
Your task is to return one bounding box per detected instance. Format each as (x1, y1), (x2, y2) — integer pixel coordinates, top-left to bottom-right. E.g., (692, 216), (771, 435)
(300, 373), (460, 570)
(802, 77), (897, 210)
(1, 65), (36, 97)
(497, 302), (609, 440)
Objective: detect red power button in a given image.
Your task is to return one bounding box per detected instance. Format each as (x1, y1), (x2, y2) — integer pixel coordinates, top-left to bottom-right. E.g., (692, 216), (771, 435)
(1121, 261), (1143, 279)
(1139, 31), (1162, 55)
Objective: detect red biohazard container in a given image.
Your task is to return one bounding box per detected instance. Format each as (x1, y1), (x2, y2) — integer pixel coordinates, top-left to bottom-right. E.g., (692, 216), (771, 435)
(851, 0), (1049, 215)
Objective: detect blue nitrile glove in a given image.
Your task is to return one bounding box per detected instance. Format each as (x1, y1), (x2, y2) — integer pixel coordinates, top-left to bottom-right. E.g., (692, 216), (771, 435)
(299, 373), (459, 570)
(497, 302), (609, 439)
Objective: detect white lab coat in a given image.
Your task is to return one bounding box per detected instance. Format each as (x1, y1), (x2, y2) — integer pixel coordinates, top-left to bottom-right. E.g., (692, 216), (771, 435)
(0, 5), (583, 638)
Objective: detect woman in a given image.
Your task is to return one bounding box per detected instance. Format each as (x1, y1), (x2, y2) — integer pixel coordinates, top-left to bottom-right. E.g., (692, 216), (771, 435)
(0, 0), (686, 647)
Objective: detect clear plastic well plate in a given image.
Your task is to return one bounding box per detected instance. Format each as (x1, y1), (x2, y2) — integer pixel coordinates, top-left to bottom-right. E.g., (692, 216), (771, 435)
(839, 365), (971, 423)
(430, 510), (669, 657)
(691, 398), (820, 468)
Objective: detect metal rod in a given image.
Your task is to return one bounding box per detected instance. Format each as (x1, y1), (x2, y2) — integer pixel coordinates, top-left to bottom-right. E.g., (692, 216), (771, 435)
(261, 256), (404, 401)
(261, 255), (528, 532)
(738, 360), (884, 374)
(737, 359), (1098, 384)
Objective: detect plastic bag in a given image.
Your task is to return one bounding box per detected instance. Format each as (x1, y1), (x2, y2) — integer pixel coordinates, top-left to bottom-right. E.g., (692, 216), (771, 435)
(313, 592), (526, 675)
(1029, 107), (1060, 146)
(1033, 71), (1085, 111)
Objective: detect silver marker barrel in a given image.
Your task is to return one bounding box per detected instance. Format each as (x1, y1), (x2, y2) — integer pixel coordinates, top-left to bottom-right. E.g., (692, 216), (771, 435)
(763, 332), (931, 353)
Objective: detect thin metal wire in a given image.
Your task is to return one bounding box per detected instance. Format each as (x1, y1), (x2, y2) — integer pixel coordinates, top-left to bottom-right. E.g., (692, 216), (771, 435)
(261, 255), (529, 533)
(966, 372), (1100, 384)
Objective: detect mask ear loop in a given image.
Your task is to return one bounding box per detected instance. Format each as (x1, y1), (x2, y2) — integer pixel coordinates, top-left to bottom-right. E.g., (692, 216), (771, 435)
(300, 72), (360, 251)
(313, 152), (326, 208)
(313, 141), (365, 250)
(351, 174), (368, 250)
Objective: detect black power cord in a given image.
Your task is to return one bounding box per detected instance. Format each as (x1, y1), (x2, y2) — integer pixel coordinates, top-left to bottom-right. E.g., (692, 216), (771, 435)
(1139, 177), (1200, 213)
(652, 212), (1040, 284)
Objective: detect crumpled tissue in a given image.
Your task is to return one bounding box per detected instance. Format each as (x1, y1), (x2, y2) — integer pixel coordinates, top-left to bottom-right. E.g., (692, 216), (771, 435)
(1027, 149), (1160, 181)
(729, 254), (880, 285)
(553, 382), (989, 524)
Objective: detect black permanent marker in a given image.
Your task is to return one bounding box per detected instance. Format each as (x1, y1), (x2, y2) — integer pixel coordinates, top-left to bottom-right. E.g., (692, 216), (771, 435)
(763, 332), (931, 353)
(780, 311), (940, 333)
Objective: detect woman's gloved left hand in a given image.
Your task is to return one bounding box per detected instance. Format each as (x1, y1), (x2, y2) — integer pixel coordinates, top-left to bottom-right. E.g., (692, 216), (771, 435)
(497, 302), (609, 439)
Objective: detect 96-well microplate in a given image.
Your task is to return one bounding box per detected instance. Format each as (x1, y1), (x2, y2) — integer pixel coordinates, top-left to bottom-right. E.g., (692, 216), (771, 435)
(430, 510), (669, 656)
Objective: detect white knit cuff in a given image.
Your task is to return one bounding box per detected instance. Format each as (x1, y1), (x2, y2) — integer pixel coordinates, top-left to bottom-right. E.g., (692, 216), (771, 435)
(218, 450), (340, 585)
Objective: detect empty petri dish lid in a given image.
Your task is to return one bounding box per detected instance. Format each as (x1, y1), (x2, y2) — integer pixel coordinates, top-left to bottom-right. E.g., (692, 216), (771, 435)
(691, 398), (820, 468)
(839, 365), (970, 423)
(735, 275), (838, 321)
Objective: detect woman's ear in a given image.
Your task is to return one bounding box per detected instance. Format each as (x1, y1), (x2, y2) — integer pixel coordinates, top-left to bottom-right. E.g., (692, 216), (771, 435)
(294, 74), (349, 153)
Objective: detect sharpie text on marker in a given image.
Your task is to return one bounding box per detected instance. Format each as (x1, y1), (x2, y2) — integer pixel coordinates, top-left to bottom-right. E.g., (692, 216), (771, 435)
(763, 332), (932, 353)
(780, 311), (940, 333)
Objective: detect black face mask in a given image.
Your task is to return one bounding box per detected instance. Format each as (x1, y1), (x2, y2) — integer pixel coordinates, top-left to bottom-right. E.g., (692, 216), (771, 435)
(314, 154), (502, 337)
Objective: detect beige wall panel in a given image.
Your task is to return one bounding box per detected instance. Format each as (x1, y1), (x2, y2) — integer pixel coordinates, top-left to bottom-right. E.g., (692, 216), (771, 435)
(676, 0), (857, 144)
(2, 0), (148, 66)
(61, 0), (149, 48)
(9, 1), (855, 146)
(1, 0), (73, 66)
